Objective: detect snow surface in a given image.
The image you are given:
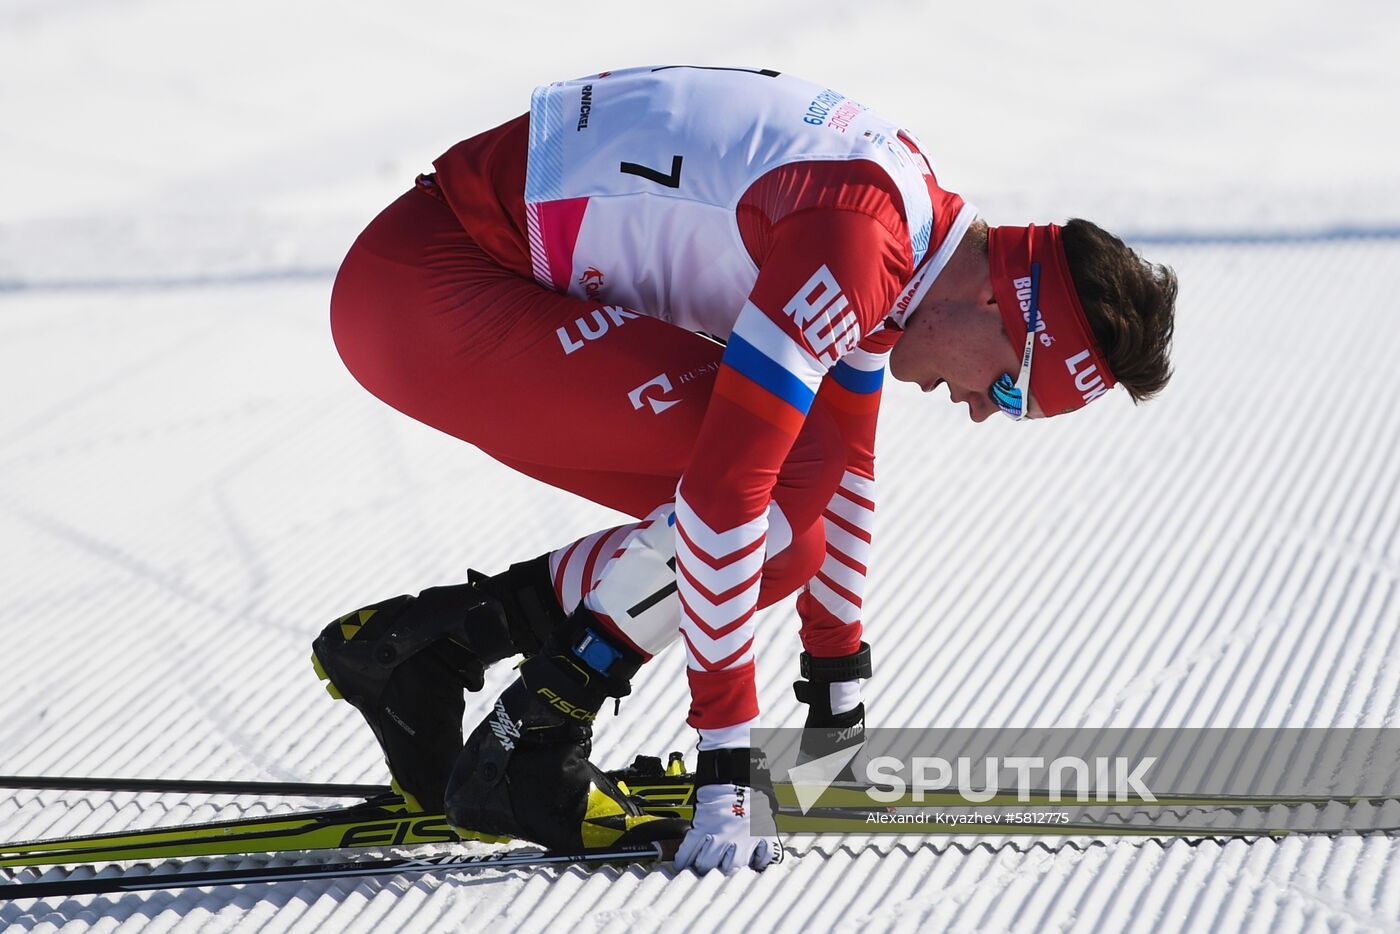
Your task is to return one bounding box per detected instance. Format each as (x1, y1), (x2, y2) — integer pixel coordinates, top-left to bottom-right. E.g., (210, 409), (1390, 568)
(3, 1), (1400, 930)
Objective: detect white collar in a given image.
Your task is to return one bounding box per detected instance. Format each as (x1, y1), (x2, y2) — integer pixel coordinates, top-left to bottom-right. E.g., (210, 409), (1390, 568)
(885, 203), (979, 329)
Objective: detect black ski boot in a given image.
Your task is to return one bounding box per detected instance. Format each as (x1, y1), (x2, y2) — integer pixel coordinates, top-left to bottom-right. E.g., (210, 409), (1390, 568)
(311, 556), (567, 813)
(793, 643), (872, 782)
(444, 610), (689, 852)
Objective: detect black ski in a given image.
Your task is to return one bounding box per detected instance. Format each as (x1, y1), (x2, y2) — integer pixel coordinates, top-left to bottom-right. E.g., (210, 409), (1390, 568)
(0, 776), (390, 798)
(1, 794), (445, 868)
(0, 844), (667, 901)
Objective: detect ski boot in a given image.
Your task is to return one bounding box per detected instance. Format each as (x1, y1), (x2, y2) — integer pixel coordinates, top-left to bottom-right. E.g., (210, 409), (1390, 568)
(444, 609), (689, 852)
(793, 642), (872, 783)
(311, 556), (566, 813)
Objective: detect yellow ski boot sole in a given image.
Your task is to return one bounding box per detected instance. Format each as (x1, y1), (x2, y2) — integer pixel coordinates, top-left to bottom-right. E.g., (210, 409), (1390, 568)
(310, 651), (343, 700)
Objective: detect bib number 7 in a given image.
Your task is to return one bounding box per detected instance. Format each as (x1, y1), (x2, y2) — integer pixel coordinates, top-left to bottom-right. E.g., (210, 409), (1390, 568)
(620, 155), (683, 189)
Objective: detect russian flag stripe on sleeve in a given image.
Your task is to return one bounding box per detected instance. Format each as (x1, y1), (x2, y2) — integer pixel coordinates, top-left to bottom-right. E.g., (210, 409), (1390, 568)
(830, 359), (884, 394)
(713, 367), (807, 434)
(722, 333), (818, 415)
(730, 301), (827, 383)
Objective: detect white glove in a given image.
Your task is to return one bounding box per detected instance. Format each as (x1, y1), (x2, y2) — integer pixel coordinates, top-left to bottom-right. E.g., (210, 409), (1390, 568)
(674, 783), (782, 874)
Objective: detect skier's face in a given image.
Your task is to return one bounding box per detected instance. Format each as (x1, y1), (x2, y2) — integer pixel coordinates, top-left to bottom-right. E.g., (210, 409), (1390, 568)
(889, 280), (1045, 423)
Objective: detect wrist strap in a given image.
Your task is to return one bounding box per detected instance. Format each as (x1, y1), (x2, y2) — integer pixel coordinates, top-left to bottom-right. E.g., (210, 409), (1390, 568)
(799, 642), (873, 683)
(695, 747), (775, 798)
(695, 748), (781, 833)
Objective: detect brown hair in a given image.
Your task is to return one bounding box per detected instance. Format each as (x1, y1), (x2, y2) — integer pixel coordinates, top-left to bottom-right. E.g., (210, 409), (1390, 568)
(1061, 219), (1177, 402)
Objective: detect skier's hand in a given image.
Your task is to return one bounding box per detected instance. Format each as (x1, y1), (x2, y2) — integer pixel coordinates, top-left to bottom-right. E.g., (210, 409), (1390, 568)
(674, 783), (782, 874)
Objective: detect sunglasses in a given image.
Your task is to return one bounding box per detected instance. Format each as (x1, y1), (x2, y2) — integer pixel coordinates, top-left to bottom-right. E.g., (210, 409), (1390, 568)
(988, 261), (1040, 420)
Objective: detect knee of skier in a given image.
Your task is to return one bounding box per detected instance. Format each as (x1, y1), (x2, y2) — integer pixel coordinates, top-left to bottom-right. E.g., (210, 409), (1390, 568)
(756, 517), (826, 609)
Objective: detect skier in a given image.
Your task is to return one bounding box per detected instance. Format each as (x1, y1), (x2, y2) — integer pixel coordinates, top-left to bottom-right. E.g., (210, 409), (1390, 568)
(311, 66), (1178, 875)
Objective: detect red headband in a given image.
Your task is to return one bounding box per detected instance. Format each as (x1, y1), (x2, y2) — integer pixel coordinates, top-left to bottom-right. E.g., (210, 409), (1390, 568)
(988, 224), (1116, 417)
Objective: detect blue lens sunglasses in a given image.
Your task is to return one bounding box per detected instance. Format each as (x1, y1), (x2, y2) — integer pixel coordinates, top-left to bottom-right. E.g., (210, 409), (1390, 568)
(988, 261), (1040, 420)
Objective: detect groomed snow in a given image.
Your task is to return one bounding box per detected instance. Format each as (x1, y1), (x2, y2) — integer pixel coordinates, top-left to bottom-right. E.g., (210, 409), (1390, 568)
(3, 2), (1399, 930)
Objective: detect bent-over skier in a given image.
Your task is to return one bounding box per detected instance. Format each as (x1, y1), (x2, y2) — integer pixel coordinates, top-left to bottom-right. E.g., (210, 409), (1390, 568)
(311, 65), (1178, 875)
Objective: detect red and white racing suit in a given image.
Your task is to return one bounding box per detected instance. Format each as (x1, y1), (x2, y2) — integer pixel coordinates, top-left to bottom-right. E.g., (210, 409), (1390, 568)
(330, 66), (975, 746)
